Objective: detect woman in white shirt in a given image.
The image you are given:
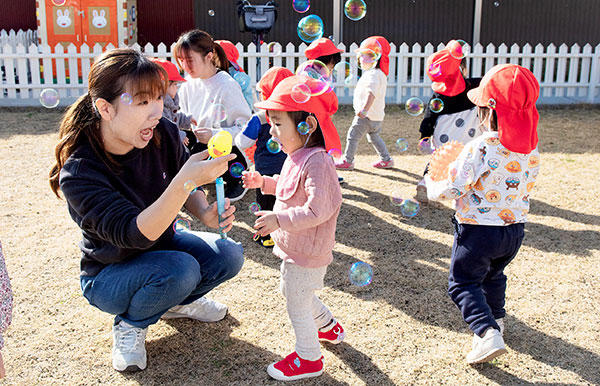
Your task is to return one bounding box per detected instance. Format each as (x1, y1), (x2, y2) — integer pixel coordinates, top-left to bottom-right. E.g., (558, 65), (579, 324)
(174, 29), (252, 201)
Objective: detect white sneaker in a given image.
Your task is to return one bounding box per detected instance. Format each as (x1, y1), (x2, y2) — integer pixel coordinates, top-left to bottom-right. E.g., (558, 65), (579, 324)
(496, 318), (505, 335)
(112, 321), (147, 372)
(162, 297), (228, 322)
(466, 327), (507, 364)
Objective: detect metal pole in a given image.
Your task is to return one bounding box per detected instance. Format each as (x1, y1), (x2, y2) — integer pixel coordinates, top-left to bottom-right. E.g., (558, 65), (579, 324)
(472, 0), (482, 46)
(333, 0), (342, 44)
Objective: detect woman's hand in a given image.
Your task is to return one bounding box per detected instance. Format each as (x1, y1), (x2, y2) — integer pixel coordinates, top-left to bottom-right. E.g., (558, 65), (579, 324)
(199, 198), (236, 232)
(178, 150), (236, 187)
(253, 211), (279, 236)
(192, 127), (213, 144)
(242, 171), (264, 189)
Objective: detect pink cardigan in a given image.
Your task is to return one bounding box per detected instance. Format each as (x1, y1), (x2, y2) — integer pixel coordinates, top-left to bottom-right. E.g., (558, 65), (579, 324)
(262, 147), (342, 268)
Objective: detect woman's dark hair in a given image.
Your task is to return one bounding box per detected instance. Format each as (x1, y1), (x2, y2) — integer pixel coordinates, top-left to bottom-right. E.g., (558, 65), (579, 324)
(316, 53), (342, 67)
(478, 106), (498, 131)
(49, 48), (168, 198)
(288, 111), (326, 149)
(173, 30), (230, 72)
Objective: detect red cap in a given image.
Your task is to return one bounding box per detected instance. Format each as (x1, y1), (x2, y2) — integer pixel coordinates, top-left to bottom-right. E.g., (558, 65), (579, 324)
(257, 66), (294, 100)
(304, 38), (343, 60)
(467, 64), (540, 153)
(215, 40), (244, 72)
(151, 58), (186, 82)
(426, 41), (465, 96)
(354, 36), (391, 76)
(254, 75), (341, 152)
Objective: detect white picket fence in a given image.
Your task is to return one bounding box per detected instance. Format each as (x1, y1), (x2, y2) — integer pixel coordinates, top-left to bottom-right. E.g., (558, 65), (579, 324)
(1, 40), (599, 106)
(0, 29), (38, 51)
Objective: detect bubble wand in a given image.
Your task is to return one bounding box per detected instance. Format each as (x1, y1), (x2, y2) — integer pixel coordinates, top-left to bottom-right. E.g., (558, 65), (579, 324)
(207, 130), (233, 239)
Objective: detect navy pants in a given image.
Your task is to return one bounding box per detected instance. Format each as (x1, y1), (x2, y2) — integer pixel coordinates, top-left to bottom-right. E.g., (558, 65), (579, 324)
(448, 218), (524, 337)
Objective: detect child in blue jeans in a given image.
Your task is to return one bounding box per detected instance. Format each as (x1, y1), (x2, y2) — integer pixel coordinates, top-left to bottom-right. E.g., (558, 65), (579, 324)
(425, 64), (541, 364)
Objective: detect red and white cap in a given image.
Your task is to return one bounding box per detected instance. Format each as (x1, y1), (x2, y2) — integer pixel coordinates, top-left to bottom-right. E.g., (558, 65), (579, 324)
(304, 38), (343, 60)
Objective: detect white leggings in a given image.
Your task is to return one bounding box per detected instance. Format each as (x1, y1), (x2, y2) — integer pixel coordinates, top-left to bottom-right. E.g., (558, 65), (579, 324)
(280, 261), (333, 361)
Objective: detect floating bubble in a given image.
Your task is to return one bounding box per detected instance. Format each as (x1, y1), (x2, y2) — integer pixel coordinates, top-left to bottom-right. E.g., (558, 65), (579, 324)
(297, 121), (310, 135)
(233, 71), (250, 89)
(39, 88), (59, 108)
(428, 63), (442, 78)
(487, 98), (497, 109)
(390, 190), (404, 206)
(183, 180), (197, 194)
(333, 61), (352, 84)
(328, 148), (342, 159)
(293, 0), (310, 13)
(400, 199), (420, 218)
(494, 1), (500, 6)
(234, 117), (246, 129)
(267, 42), (282, 56)
(120, 92), (133, 105)
(229, 162), (245, 178)
(296, 60), (331, 96)
(448, 39), (469, 60)
(266, 138), (281, 154)
(405, 97), (425, 116)
(208, 9), (215, 16)
(297, 15), (324, 43)
(359, 38), (382, 60)
(249, 202), (261, 214)
(418, 137), (434, 155)
(344, 0), (367, 21)
(429, 98), (444, 113)
(173, 218), (191, 233)
(395, 138), (408, 152)
(291, 83), (311, 103)
(209, 103), (227, 126)
(51, 0), (66, 5)
(349, 262), (373, 287)
(357, 48), (378, 71)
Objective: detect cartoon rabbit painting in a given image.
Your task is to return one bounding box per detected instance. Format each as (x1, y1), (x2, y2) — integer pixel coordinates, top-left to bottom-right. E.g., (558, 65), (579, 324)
(56, 10), (72, 28)
(92, 10), (107, 29)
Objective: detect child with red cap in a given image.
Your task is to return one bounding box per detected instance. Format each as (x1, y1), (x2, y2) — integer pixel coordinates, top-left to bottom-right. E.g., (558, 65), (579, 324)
(242, 75), (345, 381)
(235, 66), (293, 248)
(304, 37), (344, 72)
(335, 36), (394, 170)
(151, 58), (197, 147)
(216, 40), (255, 111)
(416, 40), (483, 203)
(425, 64), (541, 364)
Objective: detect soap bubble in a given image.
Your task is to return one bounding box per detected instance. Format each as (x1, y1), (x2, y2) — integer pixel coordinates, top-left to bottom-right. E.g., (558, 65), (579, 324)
(400, 199), (420, 217)
(429, 98), (444, 113)
(173, 218), (191, 233)
(297, 15), (324, 43)
(297, 121), (310, 135)
(428, 63), (442, 78)
(344, 0), (367, 21)
(418, 137), (434, 154)
(291, 83), (311, 103)
(405, 97), (425, 116)
(390, 190), (404, 206)
(267, 42), (282, 56)
(266, 138), (281, 153)
(208, 9), (215, 16)
(120, 92), (133, 105)
(487, 98), (497, 109)
(333, 61), (352, 85)
(293, 0), (310, 13)
(395, 138), (409, 152)
(448, 39), (469, 60)
(494, 1), (500, 6)
(209, 103), (227, 126)
(249, 202), (261, 214)
(328, 148), (342, 159)
(296, 60), (331, 96)
(229, 162), (245, 178)
(233, 72), (250, 89)
(183, 180), (197, 194)
(349, 262), (373, 286)
(357, 48), (378, 71)
(39, 88), (60, 108)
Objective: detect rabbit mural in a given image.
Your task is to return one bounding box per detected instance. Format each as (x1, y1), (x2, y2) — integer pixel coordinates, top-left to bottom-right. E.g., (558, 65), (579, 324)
(92, 10), (107, 28)
(56, 10), (72, 28)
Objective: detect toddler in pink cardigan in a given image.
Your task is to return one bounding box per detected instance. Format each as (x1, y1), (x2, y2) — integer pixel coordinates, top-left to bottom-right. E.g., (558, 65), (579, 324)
(242, 75), (344, 381)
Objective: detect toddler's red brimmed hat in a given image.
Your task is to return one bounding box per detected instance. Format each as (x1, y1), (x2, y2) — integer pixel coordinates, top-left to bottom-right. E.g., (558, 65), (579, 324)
(215, 40), (244, 72)
(151, 58), (186, 82)
(467, 63), (540, 153)
(426, 40), (465, 96)
(254, 75), (341, 152)
(354, 36), (391, 75)
(304, 38), (344, 60)
(257, 66), (294, 100)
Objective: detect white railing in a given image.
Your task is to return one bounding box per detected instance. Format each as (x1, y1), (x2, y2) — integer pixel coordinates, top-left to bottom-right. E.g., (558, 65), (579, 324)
(1, 41), (599, 106)
(0, 29), (38, 51)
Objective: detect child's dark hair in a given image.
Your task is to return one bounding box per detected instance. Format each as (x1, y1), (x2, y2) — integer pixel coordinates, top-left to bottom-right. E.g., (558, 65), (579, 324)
(478, 107), (498, 131)
(460, 58), (468, 76)
(316, 53), (342, 67)
(288, 111), (325, 148)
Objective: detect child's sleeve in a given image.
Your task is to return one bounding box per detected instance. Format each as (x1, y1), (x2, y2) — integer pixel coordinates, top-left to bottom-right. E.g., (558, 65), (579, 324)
(176, 112), (194, 130)
(361, 70), (381, 95)
(0, 242), (13, 350)
(210, 83), (252, 138)
(261, 175), (279, 196)
(234, 115), (261, 150)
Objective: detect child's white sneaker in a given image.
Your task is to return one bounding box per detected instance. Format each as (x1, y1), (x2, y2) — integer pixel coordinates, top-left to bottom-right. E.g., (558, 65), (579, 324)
(496, 318), (505, 335)
(112, 321), (147, 372)
(466, 327), (507, 364)
(162, 297), (227, 322)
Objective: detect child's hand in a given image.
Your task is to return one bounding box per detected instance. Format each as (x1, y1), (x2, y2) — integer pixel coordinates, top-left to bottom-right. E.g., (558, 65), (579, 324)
(193, 127), (213, 144)
(253, 211), (279, 236)
(182, 136), (190, 146)
(241, 171), (264, 189)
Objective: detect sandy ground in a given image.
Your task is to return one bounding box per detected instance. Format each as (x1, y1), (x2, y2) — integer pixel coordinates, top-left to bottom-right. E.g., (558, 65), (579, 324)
(0, 105), (598, 385)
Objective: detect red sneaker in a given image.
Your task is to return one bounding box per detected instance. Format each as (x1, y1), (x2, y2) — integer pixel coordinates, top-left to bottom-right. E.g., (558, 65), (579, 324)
(372, 159), (394, 169)
(335, 159), (354, 170)
(318, 318), (345, 344)
(267, 351), (324, 381)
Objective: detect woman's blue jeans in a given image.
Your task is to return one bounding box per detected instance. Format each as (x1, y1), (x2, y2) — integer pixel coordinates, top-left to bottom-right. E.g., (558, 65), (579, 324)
(80, 231), (244, 328)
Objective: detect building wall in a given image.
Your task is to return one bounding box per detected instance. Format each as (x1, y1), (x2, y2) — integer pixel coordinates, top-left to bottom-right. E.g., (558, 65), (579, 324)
(136, 0), (194, 46)
(0, 0), (36, 31)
